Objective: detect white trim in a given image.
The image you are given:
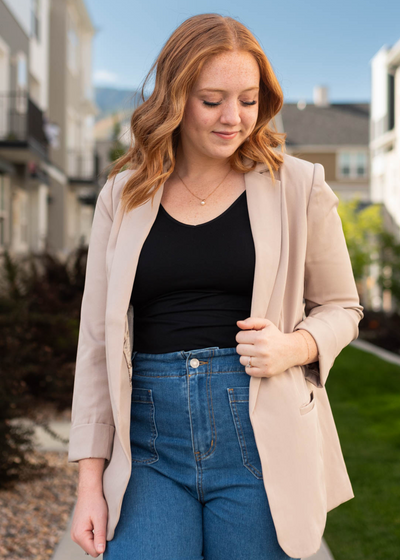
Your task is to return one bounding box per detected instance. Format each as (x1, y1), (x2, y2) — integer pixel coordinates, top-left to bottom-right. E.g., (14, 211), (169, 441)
(40, 161), (68, 185)
(369, 128), (396, 150)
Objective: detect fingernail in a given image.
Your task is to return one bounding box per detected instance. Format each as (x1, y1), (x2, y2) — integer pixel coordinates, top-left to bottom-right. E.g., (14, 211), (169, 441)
(97, 544), (105, 551)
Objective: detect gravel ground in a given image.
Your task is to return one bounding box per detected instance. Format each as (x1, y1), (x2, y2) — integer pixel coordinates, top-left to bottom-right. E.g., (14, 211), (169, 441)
(0, 404), (78, 560)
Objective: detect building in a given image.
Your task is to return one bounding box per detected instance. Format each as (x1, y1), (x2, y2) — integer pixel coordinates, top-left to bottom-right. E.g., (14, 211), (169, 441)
(48, 0), (98, 252)
(370, 39), (400, 239)
(0, 0), (53, 254)
(0, 0), (98, 259)
(278, 86), (370, 202)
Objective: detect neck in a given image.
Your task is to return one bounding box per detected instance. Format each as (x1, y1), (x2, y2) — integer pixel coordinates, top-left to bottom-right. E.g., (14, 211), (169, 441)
(174, 142), (231, 182)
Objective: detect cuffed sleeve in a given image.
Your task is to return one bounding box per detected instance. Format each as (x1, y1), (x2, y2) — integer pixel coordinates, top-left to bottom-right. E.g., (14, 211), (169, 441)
(294, 163), (364, 388)
(68, 178), (116, 463)
(68, 423), (115, 462)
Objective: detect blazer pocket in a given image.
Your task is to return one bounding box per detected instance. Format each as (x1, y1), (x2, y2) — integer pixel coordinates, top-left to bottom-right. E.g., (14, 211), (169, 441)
(299, 390), (315, 416)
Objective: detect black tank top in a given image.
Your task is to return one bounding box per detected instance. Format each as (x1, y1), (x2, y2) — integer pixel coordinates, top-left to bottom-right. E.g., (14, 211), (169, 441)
(130, 190), (256, 353)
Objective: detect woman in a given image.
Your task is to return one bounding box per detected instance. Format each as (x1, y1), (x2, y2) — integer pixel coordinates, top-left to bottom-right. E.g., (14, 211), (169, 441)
(68, 13), (364, 560)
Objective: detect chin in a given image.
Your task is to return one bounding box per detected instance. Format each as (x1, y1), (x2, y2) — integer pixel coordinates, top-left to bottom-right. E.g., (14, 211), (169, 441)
(206, 145), (240, 160)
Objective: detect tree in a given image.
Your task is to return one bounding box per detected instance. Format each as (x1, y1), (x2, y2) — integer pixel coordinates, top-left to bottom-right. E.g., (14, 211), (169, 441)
(377, 230), (400, 310)
(108, 113), (127, 163)
(336, 195), (383, 282)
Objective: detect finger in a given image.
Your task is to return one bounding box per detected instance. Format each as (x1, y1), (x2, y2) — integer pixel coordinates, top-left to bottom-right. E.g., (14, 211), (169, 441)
(236, 330), (258, 344)
(237, 317), (268, 330)
(93, 524), (107, 555)
(236, 342), (257, 356)
(239, 353), (258, 367)
(82, 527), (96, 556)
(239, 355), (263, 375)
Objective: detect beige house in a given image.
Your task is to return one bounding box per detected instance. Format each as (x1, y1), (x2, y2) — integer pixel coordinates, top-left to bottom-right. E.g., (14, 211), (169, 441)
(47, 0), (98, 253)
(277, 86), (370, 202)
(0, 0), (98, 260)
(0, 0), (54, 255)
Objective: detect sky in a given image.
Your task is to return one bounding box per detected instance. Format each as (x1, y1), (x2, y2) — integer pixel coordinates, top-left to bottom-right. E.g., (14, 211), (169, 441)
(85, 0), (400, 103)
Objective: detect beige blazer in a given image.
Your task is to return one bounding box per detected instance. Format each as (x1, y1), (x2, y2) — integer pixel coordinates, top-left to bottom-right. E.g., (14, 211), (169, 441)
(68, 153), (364, 559)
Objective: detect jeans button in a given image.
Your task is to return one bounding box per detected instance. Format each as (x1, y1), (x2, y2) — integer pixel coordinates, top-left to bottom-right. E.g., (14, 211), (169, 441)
(190, 358), (200, 368)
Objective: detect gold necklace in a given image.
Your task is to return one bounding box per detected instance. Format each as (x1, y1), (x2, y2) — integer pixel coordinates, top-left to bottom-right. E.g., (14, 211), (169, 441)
(175, 167), (232, 205)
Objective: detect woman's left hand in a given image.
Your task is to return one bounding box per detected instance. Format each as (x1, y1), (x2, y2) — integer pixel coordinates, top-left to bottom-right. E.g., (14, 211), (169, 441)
(235, 317), (299, 378)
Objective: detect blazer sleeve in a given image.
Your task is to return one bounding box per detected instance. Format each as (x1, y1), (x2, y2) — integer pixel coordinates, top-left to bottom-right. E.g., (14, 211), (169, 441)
(67, 177), (115, 463)
(293, 163), (364, 388)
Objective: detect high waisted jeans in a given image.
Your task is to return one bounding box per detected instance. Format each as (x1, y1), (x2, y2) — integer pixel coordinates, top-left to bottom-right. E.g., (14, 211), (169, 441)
(103, 346), (300, 560)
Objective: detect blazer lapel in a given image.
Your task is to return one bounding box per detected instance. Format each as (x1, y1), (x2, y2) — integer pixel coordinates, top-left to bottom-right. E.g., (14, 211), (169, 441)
(245, 168), (282, 415)
(105, 166), (282, 457)
(105, 184), (164, 426)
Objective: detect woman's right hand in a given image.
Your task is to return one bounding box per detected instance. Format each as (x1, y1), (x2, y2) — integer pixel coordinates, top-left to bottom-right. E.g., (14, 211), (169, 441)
(71, 489), (108, 556)
(70, 458), (108, 557)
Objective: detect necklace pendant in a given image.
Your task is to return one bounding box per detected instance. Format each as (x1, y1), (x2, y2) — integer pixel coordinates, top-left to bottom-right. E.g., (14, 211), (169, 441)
(200, 200), (206, 205)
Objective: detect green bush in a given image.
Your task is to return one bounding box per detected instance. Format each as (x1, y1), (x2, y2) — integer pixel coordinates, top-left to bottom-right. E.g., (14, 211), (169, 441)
(0, 245), (87, 486)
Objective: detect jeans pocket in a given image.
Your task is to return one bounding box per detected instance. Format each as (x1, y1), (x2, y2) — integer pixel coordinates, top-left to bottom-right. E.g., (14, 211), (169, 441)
(130, 387), (159, 464)
(227, 386), (263, 480)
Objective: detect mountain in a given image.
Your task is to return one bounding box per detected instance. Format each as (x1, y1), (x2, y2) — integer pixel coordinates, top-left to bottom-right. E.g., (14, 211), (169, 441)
(94, 87), (145, 121)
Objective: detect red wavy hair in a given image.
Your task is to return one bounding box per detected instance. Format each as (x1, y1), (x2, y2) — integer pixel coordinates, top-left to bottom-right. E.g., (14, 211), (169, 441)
(105, 13), (286, 213)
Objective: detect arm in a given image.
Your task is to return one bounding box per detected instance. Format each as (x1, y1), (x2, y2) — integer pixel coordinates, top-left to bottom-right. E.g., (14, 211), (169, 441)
(68, 177), (116, 464)
(293, 163), (364, 388)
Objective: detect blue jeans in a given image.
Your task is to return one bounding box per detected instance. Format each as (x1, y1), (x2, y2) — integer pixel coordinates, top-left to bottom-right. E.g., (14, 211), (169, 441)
(103, 346), (299, 560)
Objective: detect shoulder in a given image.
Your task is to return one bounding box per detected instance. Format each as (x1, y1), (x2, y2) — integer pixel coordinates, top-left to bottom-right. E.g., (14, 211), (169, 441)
(280, 153), (327, 189)
(255, 154), (333, 212)
(254, 152), (319, 183)
(263, 153), (328, 198)
(281, 152), (315, 174)
(98, 169), (136, 217)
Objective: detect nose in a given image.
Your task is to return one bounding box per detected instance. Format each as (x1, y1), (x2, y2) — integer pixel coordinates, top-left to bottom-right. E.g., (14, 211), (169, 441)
(219, 100), (241, 126)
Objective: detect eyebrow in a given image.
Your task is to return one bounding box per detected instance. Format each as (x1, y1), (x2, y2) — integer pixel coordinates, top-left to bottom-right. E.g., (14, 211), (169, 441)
(197, 87), (259, 93)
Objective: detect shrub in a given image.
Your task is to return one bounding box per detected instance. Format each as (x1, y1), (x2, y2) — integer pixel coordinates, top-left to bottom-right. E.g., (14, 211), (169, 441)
(0, 245), (87, 486)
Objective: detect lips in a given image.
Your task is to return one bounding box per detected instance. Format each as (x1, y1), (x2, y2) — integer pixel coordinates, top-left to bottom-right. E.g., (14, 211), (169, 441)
(212, 131), (239, 139)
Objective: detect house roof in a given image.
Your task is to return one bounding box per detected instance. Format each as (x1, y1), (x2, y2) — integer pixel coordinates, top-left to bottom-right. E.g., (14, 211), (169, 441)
(278, 103), (370, 146)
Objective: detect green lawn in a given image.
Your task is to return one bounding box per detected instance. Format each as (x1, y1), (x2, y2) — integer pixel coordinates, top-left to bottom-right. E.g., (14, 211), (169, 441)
(323, 344), (400, 560)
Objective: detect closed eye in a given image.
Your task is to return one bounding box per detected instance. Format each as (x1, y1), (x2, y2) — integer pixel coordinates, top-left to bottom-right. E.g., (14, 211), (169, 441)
(203, 101), (257, 107)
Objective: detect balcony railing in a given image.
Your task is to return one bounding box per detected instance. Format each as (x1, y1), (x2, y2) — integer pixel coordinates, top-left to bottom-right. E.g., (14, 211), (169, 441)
(67, 149), (98, 181)
(0, 90), (49, 158)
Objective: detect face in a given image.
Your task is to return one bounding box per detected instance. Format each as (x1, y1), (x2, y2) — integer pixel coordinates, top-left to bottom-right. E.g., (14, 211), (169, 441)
(179, 50), (260, 162)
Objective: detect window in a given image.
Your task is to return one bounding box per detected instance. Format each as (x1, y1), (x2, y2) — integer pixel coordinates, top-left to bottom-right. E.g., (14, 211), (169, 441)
(67, 11), (79, 74)
(16, 53), (27, 90)
(31, 0), (40, 41)
(339, 152), (368, 179)
(340, 153), (351, 177)
(356, 153), (367, 177)
(15, 53), (27, 113)
(388, 72), (395, 132)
